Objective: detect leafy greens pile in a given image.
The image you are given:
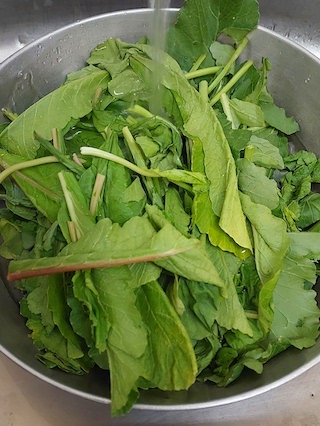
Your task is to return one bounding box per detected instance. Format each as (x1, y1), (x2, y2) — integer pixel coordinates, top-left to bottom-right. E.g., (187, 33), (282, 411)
(1, 0), (320, 417)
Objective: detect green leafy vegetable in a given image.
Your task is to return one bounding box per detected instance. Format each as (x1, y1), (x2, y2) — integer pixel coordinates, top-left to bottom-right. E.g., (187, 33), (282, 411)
(0, 0), (319, 417)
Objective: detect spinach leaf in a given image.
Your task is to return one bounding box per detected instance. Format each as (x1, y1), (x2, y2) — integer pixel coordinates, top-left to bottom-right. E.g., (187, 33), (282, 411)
(269, 232), (320, 349)
(0, 70), (110, 159)
(166, 0), (259, 71)
(237, 158), (279, 210)
(136, 280), (197, 391)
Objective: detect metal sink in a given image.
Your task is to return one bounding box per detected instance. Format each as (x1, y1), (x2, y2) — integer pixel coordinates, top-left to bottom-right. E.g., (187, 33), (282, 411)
(1, 1), (320, 424)
(1, 1), (320, 63)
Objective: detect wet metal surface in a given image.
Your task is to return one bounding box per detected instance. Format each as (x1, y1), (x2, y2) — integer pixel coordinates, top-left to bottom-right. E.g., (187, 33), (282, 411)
(1, 1), (320, 424)
(1, 1), (320, 63)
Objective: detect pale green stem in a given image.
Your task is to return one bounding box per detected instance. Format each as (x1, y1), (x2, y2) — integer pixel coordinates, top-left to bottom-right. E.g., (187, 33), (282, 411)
(210, 60), (254, 106)
(67, 221), (78, 243)
(127, 104), (180, 136)
(128, 104), (153, 119)
(245, 311), (259, 320)
(94, 87), (103, 108)
(189, 53), (206, 73)
(80, 147), (194, 194)
(122, 126), (146, 169)
(208, 37), (249, 95)
(89, 173), (106, 216)
(185, 66), (222, 80)
(199, 80), (209, 102)
(80, 147), (159, 178)
(52, 128), (65, 154)
(1, 108), (18, 122)
(0, 156), (59, 185)
(58, 172), (82, 240)
(220, 93), (238, 129)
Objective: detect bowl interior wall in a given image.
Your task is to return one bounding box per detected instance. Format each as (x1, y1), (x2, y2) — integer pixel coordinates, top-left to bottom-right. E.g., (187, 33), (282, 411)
(1, 9), (320, 409)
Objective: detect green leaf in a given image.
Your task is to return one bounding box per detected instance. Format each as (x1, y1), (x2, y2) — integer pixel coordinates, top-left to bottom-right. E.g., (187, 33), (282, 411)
(245, 135), (284, 170)
(270, 232), (320, 349)
(136, 280), (197, 390)
(193, 191), (249, 258)
(205, 242), (253, 336)
(237, 158), (279, 210)
(239, 192), (290, 332)
(0, 69), (110, 159)
(228, 98), (265, 127)
(164, 187), (190, 237)
(296, 193), (320, 229)
(260, 101), (300, 135)
(146, 204), (227, 292)
(0, 149), (64, 222)
(166, 0), (259, 71)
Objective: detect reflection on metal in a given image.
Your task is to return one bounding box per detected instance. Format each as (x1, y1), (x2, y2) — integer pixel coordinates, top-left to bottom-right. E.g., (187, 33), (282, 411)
(1, 8), (320, 411)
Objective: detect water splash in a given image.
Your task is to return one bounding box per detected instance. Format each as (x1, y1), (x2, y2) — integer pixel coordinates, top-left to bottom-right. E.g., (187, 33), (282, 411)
(148, 0), (171, 115)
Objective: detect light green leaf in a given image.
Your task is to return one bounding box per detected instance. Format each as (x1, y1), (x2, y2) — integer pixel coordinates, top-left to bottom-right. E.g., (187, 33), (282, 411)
(237, 158), (279, 210)
(0, 70), (110, 159)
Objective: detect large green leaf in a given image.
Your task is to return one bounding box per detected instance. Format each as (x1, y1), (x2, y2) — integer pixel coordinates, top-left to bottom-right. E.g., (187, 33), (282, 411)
(130, 44), (252, 251)
(136, 280), (197, 390)
(270, 232), (320, 349)
(0, 69), (110, 158)
(166, 0), (259, 71)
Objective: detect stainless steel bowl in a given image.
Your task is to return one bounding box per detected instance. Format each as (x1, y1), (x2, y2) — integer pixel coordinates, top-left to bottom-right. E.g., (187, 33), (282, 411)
(1, 8), (320, 411)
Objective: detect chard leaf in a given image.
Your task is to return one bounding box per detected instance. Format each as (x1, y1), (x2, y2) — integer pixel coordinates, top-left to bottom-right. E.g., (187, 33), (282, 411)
(23, 275), (89, 374)
(240, 192), (290, 285)
(210, 41), (235, 66)
(8, 215), (201, 281)
(87, 38), (129, 78)
(102, 134), (147, 225)
(0, 218), (28, 260)
(164, 187), (190, 237)
(27, 318), (86, 374)
(47, 274), (86, 360)
(73, 268), (148, 416)
(178, 278), (217, 340)
(108, 69), (148, 101)
(193, 191), (249, 258)
(0, 70), (110, 159)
